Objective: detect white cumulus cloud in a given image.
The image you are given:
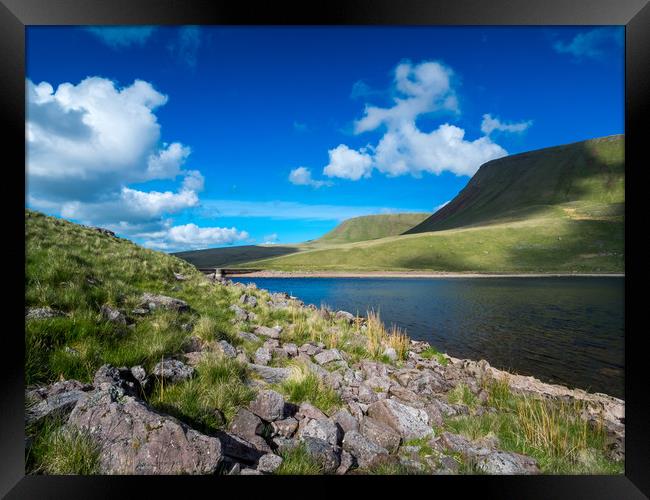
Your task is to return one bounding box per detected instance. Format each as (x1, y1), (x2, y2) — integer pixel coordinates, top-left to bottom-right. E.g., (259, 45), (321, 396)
(288, 166), (332, 188)
(323, 145), (373, 181)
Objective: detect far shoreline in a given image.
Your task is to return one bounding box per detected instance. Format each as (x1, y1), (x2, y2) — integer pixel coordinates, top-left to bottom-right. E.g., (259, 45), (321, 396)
(225, 270), (625, 279)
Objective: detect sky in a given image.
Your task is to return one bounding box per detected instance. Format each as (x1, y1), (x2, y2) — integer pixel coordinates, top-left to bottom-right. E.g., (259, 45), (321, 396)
(25, 26), (624, 252)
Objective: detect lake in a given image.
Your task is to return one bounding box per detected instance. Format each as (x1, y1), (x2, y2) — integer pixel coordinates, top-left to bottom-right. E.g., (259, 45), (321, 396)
(232, 276), (624, 399)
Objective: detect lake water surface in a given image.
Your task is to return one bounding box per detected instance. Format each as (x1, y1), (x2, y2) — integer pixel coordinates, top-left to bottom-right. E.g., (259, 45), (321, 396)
(232, 277), (624, 398)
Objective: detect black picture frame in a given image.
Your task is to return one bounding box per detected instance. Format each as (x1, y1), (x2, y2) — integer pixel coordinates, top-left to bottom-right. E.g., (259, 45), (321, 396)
(2, 0), (648, 497)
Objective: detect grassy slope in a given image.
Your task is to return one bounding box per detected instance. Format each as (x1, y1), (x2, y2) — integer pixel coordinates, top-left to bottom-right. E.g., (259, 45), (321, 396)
(242, 136), (624, 273)
(25, 209), (622, 474)
(315, 213), (430, 244)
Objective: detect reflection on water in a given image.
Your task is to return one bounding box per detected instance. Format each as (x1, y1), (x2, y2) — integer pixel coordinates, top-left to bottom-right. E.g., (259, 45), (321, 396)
(232, 277), (624, 398)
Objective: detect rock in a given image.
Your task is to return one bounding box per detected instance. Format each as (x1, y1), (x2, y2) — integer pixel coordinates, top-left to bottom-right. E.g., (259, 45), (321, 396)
(342, 430), (389, 469)
(360, 416), (401, 454)
(332, 408), (359, 434)
(131, 308), (149, 316)
(254, 347), (272, 366)
(477, 451), (540, 475)
(271, 348), (288, 362)
(272, 436), (299, 453)
(93, 364), (142, 397)
(236, 351), (250, 364)
(263, 339), (280, 349)
(336, 449), (355, 474)
(406, 371), (451, 395)
(182, 335), (204, 353)
(215, 340), (237, 359)
(240, 468), (263, 475)
(230, 305), (250, 321)
(357, 383), (378, 404)
(67, 389), (223, 474)
(365, 375), (392, 393)
(298, 343), (323, 356)
(296, 402), (328, 421)
(173, 272), (188, 281)
(25, 380), (93, 426)
(229, 408), (264, 441)
(282, 343), (299, 357)
(426, 398), (459, 418)
(129, 366), (151, 393)
(25, 306), (65, 321)
(237, 331), (261, 343)
(227, 462), (241, 475)
(254, 325), (282, 339)
(383, 347), (398, 362)
(240, 294), (258, 307)
(367, 399), (432, 440)
(151, 359), (195, 384)
(301, 437), (340, 473)
(139, 293), (189, 312)
(249, 390), (286, 421)
(271, 417), (299, 438)
(388, 385), (422, 406)
(314, 349), (343, 365)
(424, 402), (444, 427)
(439, 432), (492, 458)
(299, 418), (341, 446)
(100, 305), (127, 325)
(183, 351), (208, 367)
(92, 226), (116, 237)
(216, 431), (268, 463)
(347, 401), (365, 422)
(257, 453), (283, 473)
(335, 310), (355, 323)
(247, 363), (292, 383)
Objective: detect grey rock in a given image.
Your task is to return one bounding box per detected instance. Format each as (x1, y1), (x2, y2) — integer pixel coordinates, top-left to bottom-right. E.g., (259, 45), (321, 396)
(296, 402), (328, 421)
(237, 331), (261, 343)
(360, 416), (401, 454)
(357, 383), (378, 404)
(272, 436), (299, 453)
(254, 347), (272, 366)
(249, 390), (286, 421)
(299, 418), (341, 446)
(389, 385), (422, 406)
(183, 351), (208, 367)
(173, 272), (188, 281)
(314, 349), (343, 365)
(25, 307), (65, 321)
(100, 305), (127, 325)
(247, 363), (292, 383)
(229, 407), (264, 441)
(365, 375), (392, 393)
(332, 408), (359, 434)
(139, 293), (189, 312)
(254, 325), (282, 339)
(477, 451), (540, 475)
(67, 389), (223, 474)
(367, 399), (432, 440)
(151, 359), (195, 384)
(298, 343), (323, 356)
(335, 310), (355, 323)
(93, 364), (142, 397)
(230, 304), (249, 321)
(240, 468), (263, 475)
(271, 417), (299, 438)
(182, 336), (204, 353)
(240, 294), (258, 307)
(25, 380), (93, 426)
(216, 431), (268, 463)
(215, 340), (237, 358)
(342, 430), (389, 469)
(282, 343), (299, 357)
(336, 449), (355, 474)
(257, 453), (283, 473)
(383, 347), (398, 362)
(301, 437), (341, 473)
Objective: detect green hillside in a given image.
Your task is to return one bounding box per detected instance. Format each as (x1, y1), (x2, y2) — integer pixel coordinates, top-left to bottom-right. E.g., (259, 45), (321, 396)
(405, 135), (624, 234)
(316, 213), (430, 244)
(173, 244), (301, 268)
(240, 135), (624, 273)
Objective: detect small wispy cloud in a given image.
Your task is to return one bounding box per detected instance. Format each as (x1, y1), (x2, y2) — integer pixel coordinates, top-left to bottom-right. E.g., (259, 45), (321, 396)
(553, 28), (623, 61)
(86, 26), (156, 49)
(288, 167), (332, 188)
(293, 121), (308, 132)
(168, 26), (202, 68)
(481, 114), (532, 135)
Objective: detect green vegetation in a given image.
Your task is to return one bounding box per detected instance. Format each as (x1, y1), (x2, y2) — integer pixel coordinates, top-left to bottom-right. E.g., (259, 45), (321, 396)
(315, 213), (430, 244)
(420, 346), (449, 366)
(176, 135), (624, 274)
(275, 361), (342, 414)
(275, 443), (324, 474)
(26, 416), (101, 475)
(447, 383), (478, 409)
(442, 379), (623, 474)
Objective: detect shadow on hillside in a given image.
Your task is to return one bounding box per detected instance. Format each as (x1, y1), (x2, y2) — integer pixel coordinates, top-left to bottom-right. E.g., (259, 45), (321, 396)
(173, 245), (300, 268)
(404, 135), (624, 235)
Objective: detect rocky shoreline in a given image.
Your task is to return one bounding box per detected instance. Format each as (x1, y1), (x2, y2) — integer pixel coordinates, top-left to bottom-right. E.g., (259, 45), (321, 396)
(25, 275), (625, 475)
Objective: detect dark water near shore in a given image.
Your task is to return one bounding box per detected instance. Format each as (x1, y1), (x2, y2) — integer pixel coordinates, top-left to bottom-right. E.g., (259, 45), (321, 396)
(232, 277), (624, 399)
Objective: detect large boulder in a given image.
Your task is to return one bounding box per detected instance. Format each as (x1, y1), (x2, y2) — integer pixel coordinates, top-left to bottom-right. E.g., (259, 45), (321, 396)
(295, 402), (328, 421)
(331, 408), (359, 434)
(229, 407), (264, 441)
(298, 418), (341, 447)
(254, 326), (282, 339)
(342, 430), (389, 469)
(271, 417), (299, 438)
(249, 390), (286, 422)
(139, 293), (189, 312)
(360, 416), (401, 454)
(335, 310), (355, 323)
(366, 399), (432, 440)
(66, 389), (223, 474)
(476, 450), (540, 475)
(25, 380), (94, 426)
(301, 437), (340, 473)
(151, 359), (195, 384)
(257, 453), (283, 473)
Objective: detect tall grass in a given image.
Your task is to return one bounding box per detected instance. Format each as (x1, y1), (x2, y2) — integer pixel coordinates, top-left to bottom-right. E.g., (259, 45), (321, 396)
(364, 310), (409, 361)
(275, 443), (324, 475)
(275, 361), (342, 414)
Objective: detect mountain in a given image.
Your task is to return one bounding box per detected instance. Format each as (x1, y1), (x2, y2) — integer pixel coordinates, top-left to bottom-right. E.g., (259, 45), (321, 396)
(315, 213), (430, 244)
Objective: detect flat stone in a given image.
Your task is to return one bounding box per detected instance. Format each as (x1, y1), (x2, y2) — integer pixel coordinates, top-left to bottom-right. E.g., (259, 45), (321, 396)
(367, 398), (432, 440)
(342, 430), (389, 469)
(254, 326), (282, 339)
(247, 364), (292, 383)
(299, 418), (341, 446)
(139, 293), (189, 312)
(25, 380), (93, 426)
(151, 359), (195, 384)
(477, 451), (540, 475)
(25, 307), (66, 320)
(237, 331), (261, 343)
(314, 349), (343, 365)
(296, 402), (328, 421)
(257, 453), (283, 473)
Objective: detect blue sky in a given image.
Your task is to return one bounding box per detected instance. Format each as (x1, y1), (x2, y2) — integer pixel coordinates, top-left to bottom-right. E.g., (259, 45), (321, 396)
(26, 26), (624, 251)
